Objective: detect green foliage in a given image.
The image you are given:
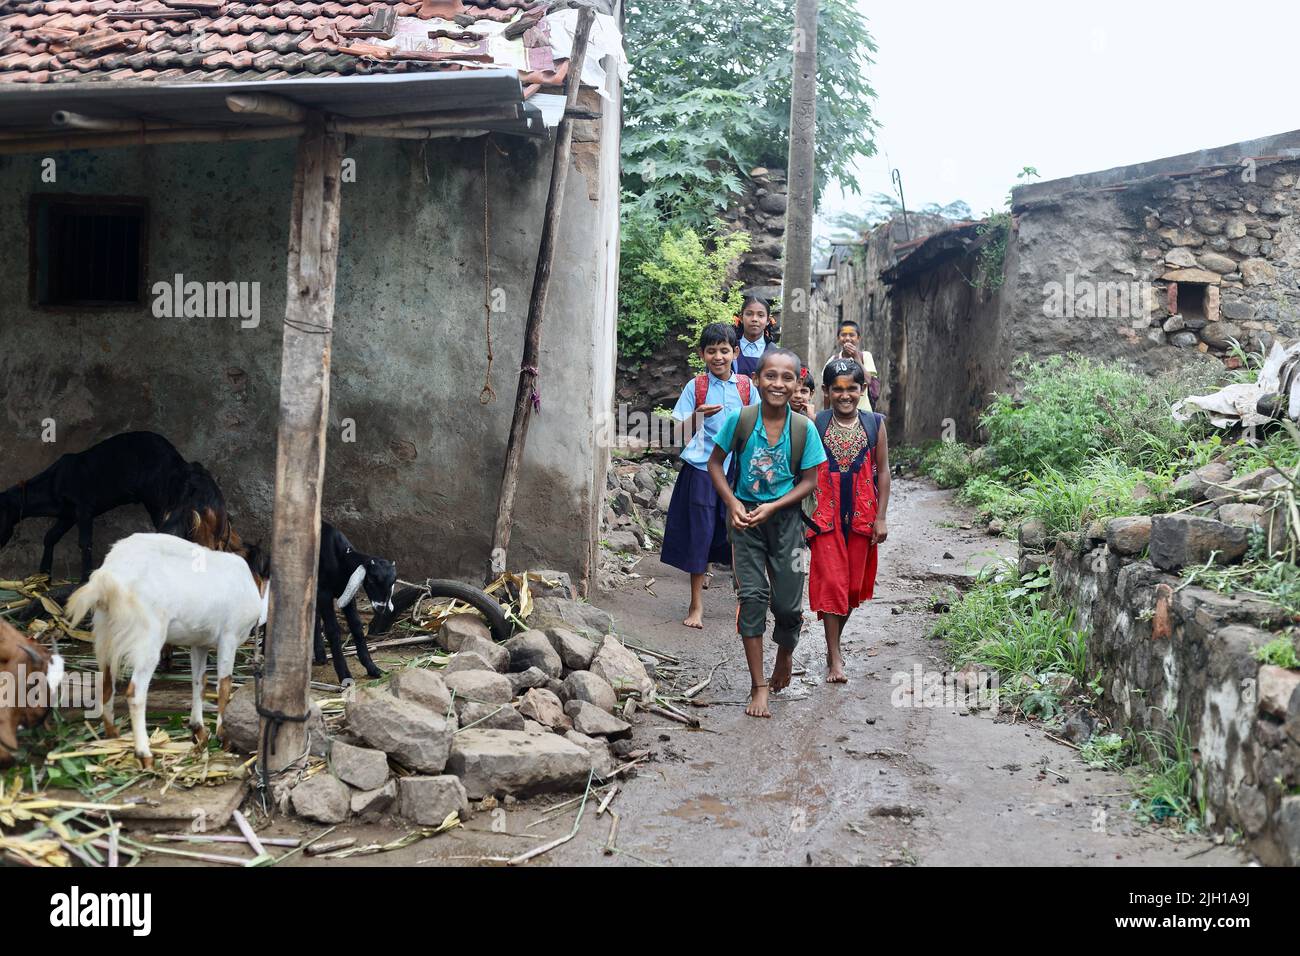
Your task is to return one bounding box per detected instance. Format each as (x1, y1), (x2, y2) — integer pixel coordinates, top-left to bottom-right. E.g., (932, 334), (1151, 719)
(1080, 732), (1130, 771)
(1132, 721), (1202, 827)
(622, 88), (752, 229)
(971, 212), (1011, 290)
(919, 440), (974, 489)
(930, 559), (1086, 713)
(1254, 633), (1300, 669)
(1184, 560), (1300, 617)
(638, 227), (751, 373)
(624, 0), (880, 207)
(957, 475), (1030, 526)
(617, 207), (672, 361)
(980, 355), (1209, 480)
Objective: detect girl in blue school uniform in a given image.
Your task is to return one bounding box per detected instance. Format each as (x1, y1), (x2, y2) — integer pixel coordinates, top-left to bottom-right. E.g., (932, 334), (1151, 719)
(661, 322), (761, 628)
(733, 296), (775, 377)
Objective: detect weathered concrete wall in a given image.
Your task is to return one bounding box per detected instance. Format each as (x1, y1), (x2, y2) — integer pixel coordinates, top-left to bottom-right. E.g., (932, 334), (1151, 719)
(809, 213), (956, 419)
(1052, 538), (1300, 865)
(0, 112), (617, 589)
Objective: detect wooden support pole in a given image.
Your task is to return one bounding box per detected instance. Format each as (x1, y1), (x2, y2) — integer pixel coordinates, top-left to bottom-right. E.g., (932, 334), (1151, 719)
(485, 4), (596, 584)
(781, 0), (818, 365)
(259, 114), (344, 778)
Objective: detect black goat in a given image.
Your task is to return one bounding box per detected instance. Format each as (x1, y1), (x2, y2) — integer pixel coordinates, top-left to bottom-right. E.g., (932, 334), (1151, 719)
(314, 521), (396, 684)
(0, 432), (192, 581)
(0, 433), (242, 583)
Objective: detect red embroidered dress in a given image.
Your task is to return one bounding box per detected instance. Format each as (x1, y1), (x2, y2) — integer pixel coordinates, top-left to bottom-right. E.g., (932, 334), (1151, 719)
(807, 416), (880, 617)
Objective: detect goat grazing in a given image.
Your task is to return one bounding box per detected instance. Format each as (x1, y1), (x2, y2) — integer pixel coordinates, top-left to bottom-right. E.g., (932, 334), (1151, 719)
(65, 533), (269, 768)
(314, 521), (396, 684)
(0, 618), (63, 766)
(158, 461), (243, 554)
(0, 431), (231, 581)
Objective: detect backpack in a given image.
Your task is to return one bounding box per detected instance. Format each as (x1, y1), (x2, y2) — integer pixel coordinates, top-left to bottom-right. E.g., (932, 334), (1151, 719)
(802, 410), (883, 531)
(695, 373), (752, 409)
(728, 405), (809, 492)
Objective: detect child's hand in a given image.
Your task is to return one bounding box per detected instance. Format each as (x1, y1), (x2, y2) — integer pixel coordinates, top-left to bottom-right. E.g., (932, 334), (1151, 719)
(872, 517), (888, 545)
(729, 501), (752, 530)
(746, 502), (776, 526)
(696, 403), (724, 418)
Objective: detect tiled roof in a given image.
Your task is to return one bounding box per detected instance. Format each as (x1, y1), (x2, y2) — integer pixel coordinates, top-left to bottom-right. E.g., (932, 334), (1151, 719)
(0, 0), (564, 84)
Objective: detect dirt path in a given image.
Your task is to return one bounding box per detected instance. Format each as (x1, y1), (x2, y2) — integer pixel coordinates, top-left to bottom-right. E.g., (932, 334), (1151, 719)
(280, 477), (1246, 866)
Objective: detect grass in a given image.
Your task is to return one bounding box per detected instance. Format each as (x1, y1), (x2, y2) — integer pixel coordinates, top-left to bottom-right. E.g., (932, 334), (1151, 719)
(929, 559), (1085, 716)
(1131, 722), (1202, 828)
(1254, 633), (1300, 669)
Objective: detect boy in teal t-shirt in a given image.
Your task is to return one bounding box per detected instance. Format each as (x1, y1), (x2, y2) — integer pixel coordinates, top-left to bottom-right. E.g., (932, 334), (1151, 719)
(707, 347), (827, 719)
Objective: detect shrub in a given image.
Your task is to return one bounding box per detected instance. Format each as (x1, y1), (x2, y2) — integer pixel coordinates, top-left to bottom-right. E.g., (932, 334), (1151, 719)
(1254, 633), (1300, 669)
(919, 440), (973, 489)
(638, 226), (750, 373)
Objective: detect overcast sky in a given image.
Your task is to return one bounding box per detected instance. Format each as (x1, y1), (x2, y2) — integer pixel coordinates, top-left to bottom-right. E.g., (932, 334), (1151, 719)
(817, 1), (1300, 237)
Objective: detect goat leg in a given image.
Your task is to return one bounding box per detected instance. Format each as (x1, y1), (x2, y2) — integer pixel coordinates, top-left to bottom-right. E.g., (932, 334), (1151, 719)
(76, 512), (94, 582)
(188, 646), (209, 746)
(125, 678), (155, 770)
(100, 665), (119, 739)
(344, 602), (382, 679)
(312, 607), (328, 666)
(322, 608), (352, 684)
(40, 514), (75, 577)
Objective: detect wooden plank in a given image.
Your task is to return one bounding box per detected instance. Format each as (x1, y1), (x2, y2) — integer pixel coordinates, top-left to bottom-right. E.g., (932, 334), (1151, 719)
(486, 5), (596, 583)
(259, 114), (344, 777)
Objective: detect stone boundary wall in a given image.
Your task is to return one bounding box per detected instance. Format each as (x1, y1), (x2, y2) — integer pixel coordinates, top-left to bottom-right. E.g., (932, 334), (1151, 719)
(1048, 530), (1300, 865)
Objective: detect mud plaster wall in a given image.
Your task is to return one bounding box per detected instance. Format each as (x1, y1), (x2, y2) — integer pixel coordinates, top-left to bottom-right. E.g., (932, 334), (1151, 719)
(1053, 541), (1300, 865)
(0, 118), (617, 590)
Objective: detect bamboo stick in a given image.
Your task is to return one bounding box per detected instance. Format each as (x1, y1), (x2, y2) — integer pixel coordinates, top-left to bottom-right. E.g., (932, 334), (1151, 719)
(225, 93), (307, 123)
(326, 105), (518, 133)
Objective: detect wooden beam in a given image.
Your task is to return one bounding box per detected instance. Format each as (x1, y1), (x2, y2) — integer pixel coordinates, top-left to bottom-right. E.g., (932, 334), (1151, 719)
(259, 114), (344, 778)
(325, 104), (520, 133)
(486, 4), (596, 583)
(342, 127), (489, 141)
(0, 124), (303, 155)
(781, 0), (818, 363)
(225, 93), (307, 123)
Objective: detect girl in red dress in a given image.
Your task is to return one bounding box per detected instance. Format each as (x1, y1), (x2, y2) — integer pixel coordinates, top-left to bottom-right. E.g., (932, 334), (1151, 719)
(805, 359), (890, 683)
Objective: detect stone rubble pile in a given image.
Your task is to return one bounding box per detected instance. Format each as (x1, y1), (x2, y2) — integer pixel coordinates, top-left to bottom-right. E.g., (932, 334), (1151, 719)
(274, 591), (656, 827)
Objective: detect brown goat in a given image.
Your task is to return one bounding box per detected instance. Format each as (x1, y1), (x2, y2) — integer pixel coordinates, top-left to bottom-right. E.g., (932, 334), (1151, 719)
(0, 618), (62, 766)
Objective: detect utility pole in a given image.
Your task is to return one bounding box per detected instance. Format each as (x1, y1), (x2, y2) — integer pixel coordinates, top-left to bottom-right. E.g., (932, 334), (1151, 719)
(782, 0), (818, 365)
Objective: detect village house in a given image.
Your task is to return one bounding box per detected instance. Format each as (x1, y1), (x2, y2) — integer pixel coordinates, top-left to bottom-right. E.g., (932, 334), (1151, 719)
(0, 0), (625, 594)
(811, 128), (1300, 446)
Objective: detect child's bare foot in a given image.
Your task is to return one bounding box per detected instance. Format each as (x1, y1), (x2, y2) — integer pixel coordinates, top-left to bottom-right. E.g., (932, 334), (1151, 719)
(827, 659), (848, 683)
(746, 683), (770, 718)
(683, 605), (704, 629)
(769, 646), (794, 693)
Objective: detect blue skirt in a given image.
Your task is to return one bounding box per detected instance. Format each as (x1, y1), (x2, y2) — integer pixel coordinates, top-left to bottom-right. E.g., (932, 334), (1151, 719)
(660, 463), (731, 575)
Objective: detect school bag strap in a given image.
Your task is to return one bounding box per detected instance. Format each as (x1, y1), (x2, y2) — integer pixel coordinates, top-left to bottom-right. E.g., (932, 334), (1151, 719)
(695, 373), (752, 408)
(815, 409), (880, 452)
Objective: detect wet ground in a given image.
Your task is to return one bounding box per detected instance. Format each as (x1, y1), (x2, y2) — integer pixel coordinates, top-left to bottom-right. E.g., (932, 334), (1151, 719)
(236, 477), (1248, 867)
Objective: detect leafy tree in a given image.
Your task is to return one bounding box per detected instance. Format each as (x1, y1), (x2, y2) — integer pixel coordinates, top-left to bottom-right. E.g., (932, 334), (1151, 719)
(624, 0), (880, 216)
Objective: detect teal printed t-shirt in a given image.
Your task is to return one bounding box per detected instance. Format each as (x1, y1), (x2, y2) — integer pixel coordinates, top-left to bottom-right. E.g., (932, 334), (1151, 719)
(713, 407), (827, 502)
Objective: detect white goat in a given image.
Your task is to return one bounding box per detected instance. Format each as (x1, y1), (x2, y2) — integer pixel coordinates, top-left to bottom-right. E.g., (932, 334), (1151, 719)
(66, 533), (268, 768)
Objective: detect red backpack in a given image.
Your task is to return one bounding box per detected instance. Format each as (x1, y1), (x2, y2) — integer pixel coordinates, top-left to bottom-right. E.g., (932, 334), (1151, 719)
(694, 373), (752, 408)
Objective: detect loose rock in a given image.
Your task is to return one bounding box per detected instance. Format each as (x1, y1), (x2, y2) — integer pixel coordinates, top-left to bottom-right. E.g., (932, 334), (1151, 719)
(507, 667), (550, 695)
(1172, 462), (1233, 502)
(351, 779), (397, 820)
(389, 667), (453, 717)
(436, 613), (493, 653)
(564, 730), (617, 778)
(516, 687), (572, 730)
(444, 651), (494, 674)
(503, 630), (564, 678)
(329, 740), (390, 791)
(563, 670), (618, 713)
(345, 686), (454, 773)
(290, 772), (350, 824)
(589, 635), (656, 701)
(459, 701), (525, 731)
(544, 627), (598, 672)
(564, 699), (633, 739)
(444, 670), (513, 707)
(398, 775), (471, 825)
(447, 729), (592, 799)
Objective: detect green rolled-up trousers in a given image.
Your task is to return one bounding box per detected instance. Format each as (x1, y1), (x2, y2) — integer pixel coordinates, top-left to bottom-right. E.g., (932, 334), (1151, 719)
(729, 500), (806, 649)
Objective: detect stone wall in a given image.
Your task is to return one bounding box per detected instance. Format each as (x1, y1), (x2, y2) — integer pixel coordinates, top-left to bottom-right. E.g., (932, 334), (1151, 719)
(807, 130), (1300, 435)
(1050, 530), (1300, 865)
(722, 166), (789, 301)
